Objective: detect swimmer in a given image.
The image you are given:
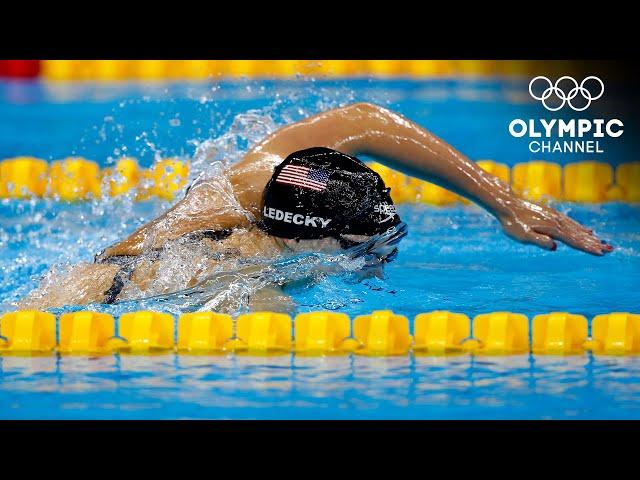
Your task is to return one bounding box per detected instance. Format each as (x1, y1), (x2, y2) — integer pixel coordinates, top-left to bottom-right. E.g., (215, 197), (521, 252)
(18, 102), (612, 311)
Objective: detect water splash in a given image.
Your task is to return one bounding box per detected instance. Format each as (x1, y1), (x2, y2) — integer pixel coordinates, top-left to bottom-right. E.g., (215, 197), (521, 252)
(0, 77), (381, 313)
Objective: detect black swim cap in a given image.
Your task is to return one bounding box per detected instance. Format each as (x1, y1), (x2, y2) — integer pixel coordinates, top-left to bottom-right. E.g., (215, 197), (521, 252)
(257, 147), (402, 241)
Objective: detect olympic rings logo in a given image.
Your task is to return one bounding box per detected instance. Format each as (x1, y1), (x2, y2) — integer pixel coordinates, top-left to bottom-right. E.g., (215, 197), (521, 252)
(529, 76), (604, 112)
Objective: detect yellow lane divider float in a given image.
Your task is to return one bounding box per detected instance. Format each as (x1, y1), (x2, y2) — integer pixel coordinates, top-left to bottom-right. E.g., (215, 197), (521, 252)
(110, 311), (175, 353)
(472, 312), (530, 354)
(615, 161), (640, 202)
(532, 312), (588, 355)
(0, 157), (49, 198)
(0, 311), (56, 354)
(2, 309), (640, 356)
(226, 311), (293, 354)
(151, 158), (190, 200)
(368, 160), (639, 205)
(59, 311), (115, 354)
(103, 157), (139, 197)
(294, 311), (354, 355)
(413, 310), (470, 354)
(49, 157), (102, 201)
(39, 60), (586, 81)
(0, 156), (190, 201)
(587, 313), (640, 354)
(177, 312), (233, 353)
(512, 161), (563, 201)
(0, 157), (638, 204)
(477, 160), (510, 184)
(353, 310), (412, 356)
(563, 161), (616, 203)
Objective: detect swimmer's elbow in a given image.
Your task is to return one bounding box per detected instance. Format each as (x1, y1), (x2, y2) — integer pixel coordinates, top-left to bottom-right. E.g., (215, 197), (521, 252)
(343, 101), (387, 116)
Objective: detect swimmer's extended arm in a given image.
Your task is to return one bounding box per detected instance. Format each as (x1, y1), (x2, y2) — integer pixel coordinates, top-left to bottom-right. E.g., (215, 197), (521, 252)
(259, 102), (609, 256)
(100, 102), (610, 259)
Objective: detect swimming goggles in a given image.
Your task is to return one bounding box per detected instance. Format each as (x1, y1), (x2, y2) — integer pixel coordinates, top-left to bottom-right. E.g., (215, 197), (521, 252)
(339, 221), (408, 264)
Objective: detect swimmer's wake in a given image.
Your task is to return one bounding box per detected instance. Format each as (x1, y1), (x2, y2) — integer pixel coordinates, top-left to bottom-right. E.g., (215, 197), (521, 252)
(113, 225), (408, 313)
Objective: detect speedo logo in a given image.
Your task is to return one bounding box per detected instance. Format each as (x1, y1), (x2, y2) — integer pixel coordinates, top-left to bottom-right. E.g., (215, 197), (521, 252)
(374, 203), (397, 223)
(263, 207), (332, 228)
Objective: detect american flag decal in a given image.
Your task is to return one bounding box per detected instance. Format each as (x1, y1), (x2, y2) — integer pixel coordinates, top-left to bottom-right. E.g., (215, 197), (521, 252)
(275, 164), (329, 192)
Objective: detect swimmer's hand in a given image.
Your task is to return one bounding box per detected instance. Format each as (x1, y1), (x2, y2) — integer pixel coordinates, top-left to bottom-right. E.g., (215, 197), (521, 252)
(497, 198), (613, 256)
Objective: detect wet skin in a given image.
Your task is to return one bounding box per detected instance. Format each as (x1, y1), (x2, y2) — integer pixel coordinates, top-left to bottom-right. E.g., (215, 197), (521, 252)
(19, 103), (611, 309)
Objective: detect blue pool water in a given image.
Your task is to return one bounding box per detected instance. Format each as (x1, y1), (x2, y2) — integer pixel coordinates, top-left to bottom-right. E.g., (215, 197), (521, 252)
(0, 78), (639, 419)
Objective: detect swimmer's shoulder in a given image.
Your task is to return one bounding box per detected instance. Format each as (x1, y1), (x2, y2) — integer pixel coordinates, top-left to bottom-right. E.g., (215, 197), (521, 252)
(223, 226), (282, 257)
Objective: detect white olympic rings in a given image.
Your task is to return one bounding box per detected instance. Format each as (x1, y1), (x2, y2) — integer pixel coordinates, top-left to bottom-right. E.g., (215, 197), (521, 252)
(529, 76), (604, 111)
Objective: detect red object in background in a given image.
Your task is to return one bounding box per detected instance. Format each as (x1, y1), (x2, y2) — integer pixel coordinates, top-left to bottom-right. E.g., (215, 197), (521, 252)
(0, 60), (40, 78)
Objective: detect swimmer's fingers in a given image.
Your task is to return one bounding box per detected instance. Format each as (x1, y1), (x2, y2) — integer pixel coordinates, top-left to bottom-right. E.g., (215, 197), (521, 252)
(524, 231), (557, 251)
(534, 224), (611, 256)
(528, 227), (604, 256)
(502, 200), (612, 256)
(538, 205), (613, 255)
(501, 221), (556, 251)
(558, 234), (607, 256)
